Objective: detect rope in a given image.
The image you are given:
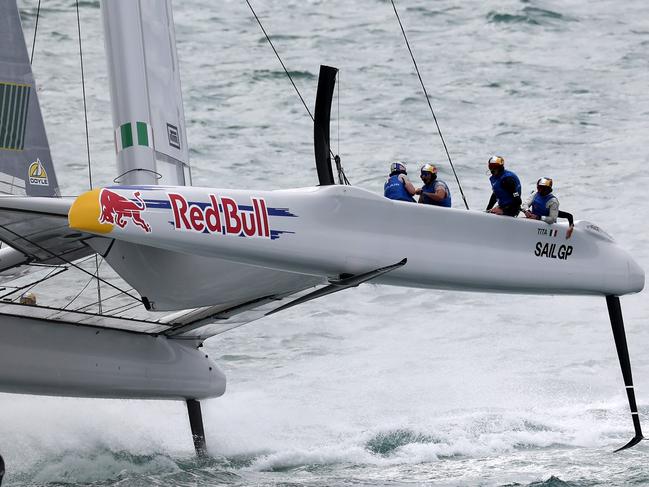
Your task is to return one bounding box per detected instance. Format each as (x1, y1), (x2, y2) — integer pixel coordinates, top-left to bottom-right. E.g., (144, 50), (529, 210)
(245, 0), (313, 121)
(75, 0), (103, 312)
(244, 1), (351, 185)
(62, 257), (105, 310)
(390, 0), (470, 210)
(29, 0), (42, 65)
(0, 223), (143, 305)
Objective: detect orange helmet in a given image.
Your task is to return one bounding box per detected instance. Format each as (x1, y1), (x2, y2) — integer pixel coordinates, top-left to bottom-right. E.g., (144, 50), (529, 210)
(487, 155), (505, 170)
(420, 163), (438, 175)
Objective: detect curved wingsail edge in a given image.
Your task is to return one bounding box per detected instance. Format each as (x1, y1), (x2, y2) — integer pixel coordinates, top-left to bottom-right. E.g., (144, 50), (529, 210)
(313, 65), (338, 186)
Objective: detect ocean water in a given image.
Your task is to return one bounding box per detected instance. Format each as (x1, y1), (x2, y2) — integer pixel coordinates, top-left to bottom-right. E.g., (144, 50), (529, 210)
(1, 0), (648, 485)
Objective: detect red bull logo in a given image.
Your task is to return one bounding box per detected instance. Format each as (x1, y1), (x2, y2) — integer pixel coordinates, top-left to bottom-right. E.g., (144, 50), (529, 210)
(99, 189), (151, 232)
(168, 193), (270, 238)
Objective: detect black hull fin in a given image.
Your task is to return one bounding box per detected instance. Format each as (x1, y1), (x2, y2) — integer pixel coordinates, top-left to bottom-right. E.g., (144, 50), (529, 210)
(606, 295), (644, 452)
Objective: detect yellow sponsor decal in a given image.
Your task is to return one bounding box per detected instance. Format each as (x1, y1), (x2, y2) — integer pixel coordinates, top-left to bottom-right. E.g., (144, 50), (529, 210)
(68, 188), (114, 234)
(28, 159), (49, 186)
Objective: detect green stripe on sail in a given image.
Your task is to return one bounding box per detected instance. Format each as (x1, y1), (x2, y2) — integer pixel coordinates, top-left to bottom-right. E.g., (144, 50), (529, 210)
(136, 121), (148, 146)
(120, 122), (133, 149)
(0, 84), (8, 148)
(0, 83), (31, 150)
(0, 84), (13, 149)
(18, 86), (31, 150)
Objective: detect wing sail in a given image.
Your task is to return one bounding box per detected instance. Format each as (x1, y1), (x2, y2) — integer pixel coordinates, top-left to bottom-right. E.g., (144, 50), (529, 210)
(0, 1), (59, 197)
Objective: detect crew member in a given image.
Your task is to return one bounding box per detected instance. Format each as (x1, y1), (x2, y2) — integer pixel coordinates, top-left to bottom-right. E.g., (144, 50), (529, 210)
(523, 177), (575, 238)
(384, 161), (416, 202)
(486, 155), (522, 217)
(523, 177), (559, 222)
(415, 163), (451, 207)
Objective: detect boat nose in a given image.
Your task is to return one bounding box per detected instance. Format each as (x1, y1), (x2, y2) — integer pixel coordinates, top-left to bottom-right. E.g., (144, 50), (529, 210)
(627, 256), (645, 294)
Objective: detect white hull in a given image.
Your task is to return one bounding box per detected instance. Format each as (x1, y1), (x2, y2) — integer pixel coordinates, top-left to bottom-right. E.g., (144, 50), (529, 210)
(0, 312), (225, 399)
(69, 184), (644, 301)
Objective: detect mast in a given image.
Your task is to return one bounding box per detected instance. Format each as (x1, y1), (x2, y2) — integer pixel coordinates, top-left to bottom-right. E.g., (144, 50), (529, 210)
(101, 0), (190, 186)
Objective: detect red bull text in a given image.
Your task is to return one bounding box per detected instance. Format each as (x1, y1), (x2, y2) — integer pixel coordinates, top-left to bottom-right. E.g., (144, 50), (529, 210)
(168, 193), (270, 238)
(99, 189), (151, 232)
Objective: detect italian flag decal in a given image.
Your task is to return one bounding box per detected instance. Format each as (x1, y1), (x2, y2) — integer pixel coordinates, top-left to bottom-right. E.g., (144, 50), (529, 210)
(115, 121), (153, 153)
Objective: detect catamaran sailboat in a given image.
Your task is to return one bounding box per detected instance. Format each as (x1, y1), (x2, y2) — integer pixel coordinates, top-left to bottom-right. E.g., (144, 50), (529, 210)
(0, 0), (644, 456)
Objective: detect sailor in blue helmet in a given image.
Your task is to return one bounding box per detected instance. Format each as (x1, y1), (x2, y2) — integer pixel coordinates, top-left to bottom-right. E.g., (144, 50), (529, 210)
(384, 161), (417, 202)
(485, 155), (522, 217)
(415, 163), (451, 207)
(523, 177), (575, 238)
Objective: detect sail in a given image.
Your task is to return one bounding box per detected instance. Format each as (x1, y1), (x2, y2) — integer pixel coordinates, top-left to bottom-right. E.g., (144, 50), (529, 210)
(0, 0), (59, 197)
(102, 0), (190, 186)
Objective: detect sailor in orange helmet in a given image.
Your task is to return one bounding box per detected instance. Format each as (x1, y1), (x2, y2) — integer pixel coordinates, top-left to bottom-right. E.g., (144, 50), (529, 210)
(415, 163), (451, 207)
(485, 155), (522, 217)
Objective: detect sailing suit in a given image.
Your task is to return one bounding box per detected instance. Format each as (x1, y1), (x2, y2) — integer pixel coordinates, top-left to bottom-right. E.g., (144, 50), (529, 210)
(524, 191), (559, 224)
(384, 174), (415, 202)
(487, 169), (522, 217)
(420, 180), (452, 207)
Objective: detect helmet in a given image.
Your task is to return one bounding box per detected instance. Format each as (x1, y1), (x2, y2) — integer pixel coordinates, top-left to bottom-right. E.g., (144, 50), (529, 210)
(19, 292), (37, 305)
(537, 177), (553, 189)
(487, 155), (505, 170)
(390, 161), (407, 175)
(420, 163), (438, 175)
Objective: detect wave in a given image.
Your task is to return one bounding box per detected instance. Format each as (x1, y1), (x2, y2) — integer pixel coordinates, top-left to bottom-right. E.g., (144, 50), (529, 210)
(487, 7), (572, 26)
(523, 475), (587, 487)
(8, 449), (239, 486)
(240, 407), (610, 472)
(251, 69), (316, 82)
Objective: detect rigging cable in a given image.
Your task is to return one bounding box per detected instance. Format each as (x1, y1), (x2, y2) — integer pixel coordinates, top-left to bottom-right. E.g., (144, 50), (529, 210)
(389, 0), (470, 210)
(334, 73), (350, 185)
(245, 0), (313, 120)
(8, 266), (62, 302)
(244, 0), (351, 185)
(62, 258), (105, 310)
(0, 224), (143, 305)
(29, 0), (42, 65)
(75, 0), (103, 313)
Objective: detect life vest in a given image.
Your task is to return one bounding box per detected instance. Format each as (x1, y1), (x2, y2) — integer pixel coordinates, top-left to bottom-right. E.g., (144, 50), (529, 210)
(421, 179), (452, 207)
(384, 175), (415, 202)
(531, 192), (557, 217)
(489, 169), (521, 207)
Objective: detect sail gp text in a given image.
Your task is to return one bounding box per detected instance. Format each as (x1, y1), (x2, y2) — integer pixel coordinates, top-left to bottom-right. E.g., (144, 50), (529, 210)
(534, 242), (573, 260)
(168, 193), (270, 238)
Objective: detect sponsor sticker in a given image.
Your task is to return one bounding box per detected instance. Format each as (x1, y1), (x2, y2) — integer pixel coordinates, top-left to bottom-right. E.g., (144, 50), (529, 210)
(168, 193), (270, 238)
(167, 123), (181, 150)
(98, 189), (151, 232)
(28, 158), (49, 186)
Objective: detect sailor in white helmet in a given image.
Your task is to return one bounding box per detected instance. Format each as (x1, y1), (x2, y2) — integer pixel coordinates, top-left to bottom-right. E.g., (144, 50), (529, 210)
(384, 161), (417, 202)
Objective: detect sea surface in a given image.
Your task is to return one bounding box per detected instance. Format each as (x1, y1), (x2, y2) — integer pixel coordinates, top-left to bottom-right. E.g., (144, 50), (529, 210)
(2, 0), (649, 485)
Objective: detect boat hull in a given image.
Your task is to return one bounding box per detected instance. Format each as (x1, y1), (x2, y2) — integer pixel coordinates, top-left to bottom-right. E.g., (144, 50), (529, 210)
(0, 313), (225, 399)
(69, 185), (644, 299)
